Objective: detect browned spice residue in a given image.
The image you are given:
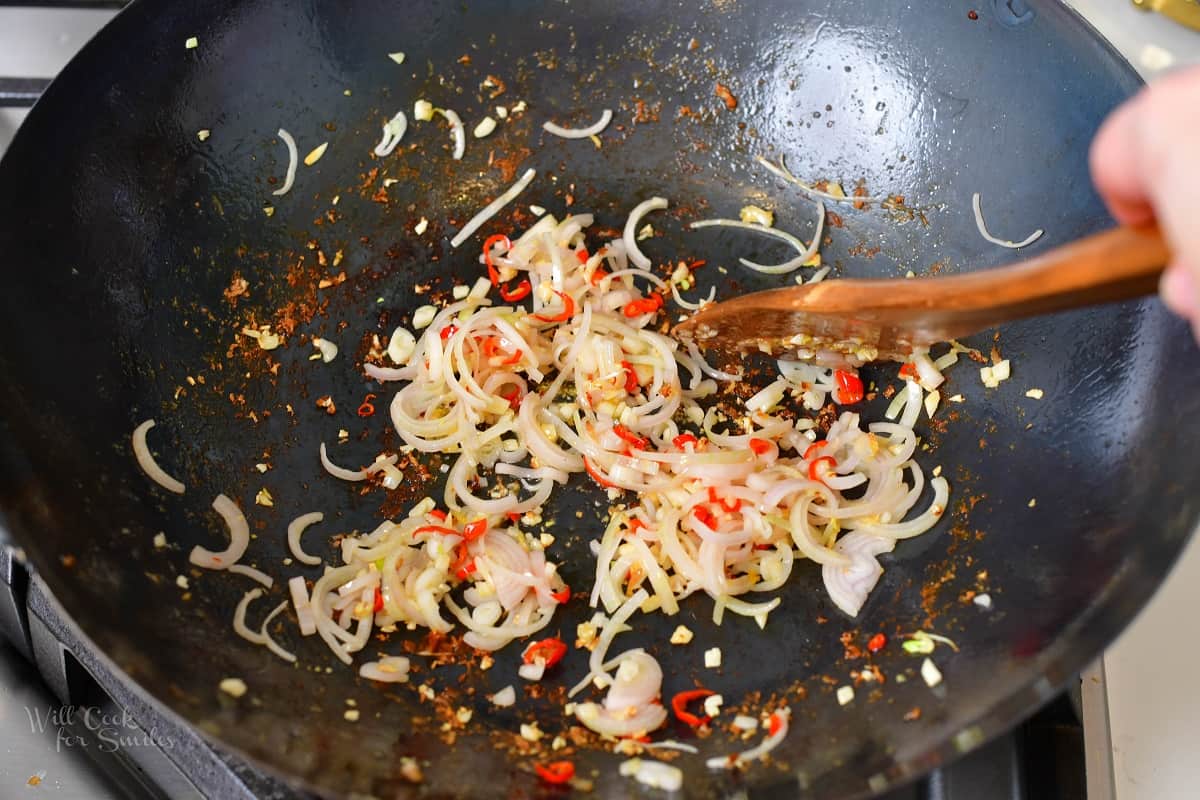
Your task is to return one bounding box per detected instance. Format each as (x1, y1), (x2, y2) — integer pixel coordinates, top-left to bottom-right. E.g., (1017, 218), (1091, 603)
(968, 10), (979, 20)
(840, 631), (863, 660)
(223, 273), (249, 307)
(715, 82), (738, 111)
(483, 74), (507, 99)
(633, 99), (660, 124)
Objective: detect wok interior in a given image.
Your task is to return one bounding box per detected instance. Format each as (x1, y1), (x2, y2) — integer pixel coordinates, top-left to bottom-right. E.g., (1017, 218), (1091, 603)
(0, 1), (1197, 797)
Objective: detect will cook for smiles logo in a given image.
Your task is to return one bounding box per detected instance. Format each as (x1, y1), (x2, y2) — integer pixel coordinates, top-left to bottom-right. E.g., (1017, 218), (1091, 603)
(24, 704), (176, 753)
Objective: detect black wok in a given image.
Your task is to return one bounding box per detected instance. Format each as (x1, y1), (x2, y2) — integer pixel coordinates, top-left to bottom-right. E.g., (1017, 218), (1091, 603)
(0, 0), (1197, 797)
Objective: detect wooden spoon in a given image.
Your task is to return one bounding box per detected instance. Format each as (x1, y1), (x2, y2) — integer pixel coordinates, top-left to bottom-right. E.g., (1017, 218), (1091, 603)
(673, 225), (1170, 362)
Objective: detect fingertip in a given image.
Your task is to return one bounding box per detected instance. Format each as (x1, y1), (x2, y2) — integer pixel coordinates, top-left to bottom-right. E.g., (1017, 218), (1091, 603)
(1159, 263), (1199, 319)
(1090, 94), (1155, 225)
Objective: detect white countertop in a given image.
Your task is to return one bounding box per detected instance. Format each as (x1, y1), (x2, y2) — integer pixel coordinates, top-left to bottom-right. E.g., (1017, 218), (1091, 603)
(0, 3), (1198, 799)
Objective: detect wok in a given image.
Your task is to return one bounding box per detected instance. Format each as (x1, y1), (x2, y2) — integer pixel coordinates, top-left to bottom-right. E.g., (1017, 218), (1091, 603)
(0, 0), (1197, 797)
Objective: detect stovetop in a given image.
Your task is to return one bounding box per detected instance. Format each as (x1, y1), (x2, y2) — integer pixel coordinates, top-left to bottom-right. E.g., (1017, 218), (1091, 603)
(0, 2), (1196, 799)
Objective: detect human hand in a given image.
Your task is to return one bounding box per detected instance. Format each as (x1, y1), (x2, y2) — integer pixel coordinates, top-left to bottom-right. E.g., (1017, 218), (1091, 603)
(1090, 65), (1200, 339)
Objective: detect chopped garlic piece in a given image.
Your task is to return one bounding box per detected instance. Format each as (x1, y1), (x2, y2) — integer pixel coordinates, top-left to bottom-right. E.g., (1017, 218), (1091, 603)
(973, 593), (993, 609)
(388, 52), (406, 64)
(1028, 498), (1037, 508)
(520, 722), (543, 741)
(414, 216), (429, 235)
(255, 488), (273, 507)
(343, 709), (360, 722)
(413, 99), (434, 122)
(529, 204), (545, 216)
(219, 677), (247, 697)
(924, 388), (941, 418)
(669, 625), (694, 645)
(153, 532), (167, 548)
(636, 223), (655, 241)
(412, 305), (437, 329)
(739, 204), (774, 227)
(490, 685), (515, 706)
(176, 575), (189, 589)
(452, 284), (469, 300)
(197, 129), (211, 141)
(704, 647), (722, 668)
(303, 142), (328, 166)
(837, 685), (855, 705)
(1025, 388), (1044, 399)
(473, 117), (497, 138)
(703, 694), (723, 718)
(312, 337), (338, 362)
(576, 621), (598, 649)
(620, 759), (683, 792)
(921, 658), (943, 688)
(185, 36), (198, 49)
(456, 707), (473, 724)
(731, 714), (758, 730)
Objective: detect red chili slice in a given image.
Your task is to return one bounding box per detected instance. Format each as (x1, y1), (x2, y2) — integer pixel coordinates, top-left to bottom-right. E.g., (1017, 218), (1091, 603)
(462, 518), (488, 542)
(867, 633), (887, 653)
(621, 360), (640, 394)
(692, 507), (716, 528)
(412, 525), (458, 540)
(534, 760), (575, 785)
(482, 234), (511, 286)
(808, 455), (837, 484)
(550, 587), (570, 604)
(898, 362), (918, 380)
(451, 543), (476, 580)
(590, 266), (609, 286)
(373, 587), (384, 613)
(707, 487), (741, 511)
(671, 688), (716, 727)
(531, 290), (575, 323)
(673, 433), (698, 450)
(357, 393), (377, 417)
(522, 637), (567, 668)
(748, 438), (772, 455)
(835, 369), (864, 404)
(767, 712), (784, 737)
(613, 425), (647, 450)
(428, 509), (448, 521)
(622, 293), (664, 318)
(802, 440), (829, 460)
(498, 279), (531, 302)
(575, 248), (589, 264)
(583, 456), (617, 488)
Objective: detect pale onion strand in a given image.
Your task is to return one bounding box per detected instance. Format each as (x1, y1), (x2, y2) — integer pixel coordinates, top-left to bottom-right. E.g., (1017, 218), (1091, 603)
(287, 512), (325, 565)
(972, 191), (1044, 248)
(450, 168), (537, 248)
(543, 108), (613, 139)
(189, 494), (249, 569)
(623, 197), (668, 270)
(272, 128), (298, 196)
(131, 419), (185, 494)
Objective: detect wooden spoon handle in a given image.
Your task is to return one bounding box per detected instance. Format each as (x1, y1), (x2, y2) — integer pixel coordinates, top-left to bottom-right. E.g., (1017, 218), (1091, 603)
(917, 224), (1169, 324)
